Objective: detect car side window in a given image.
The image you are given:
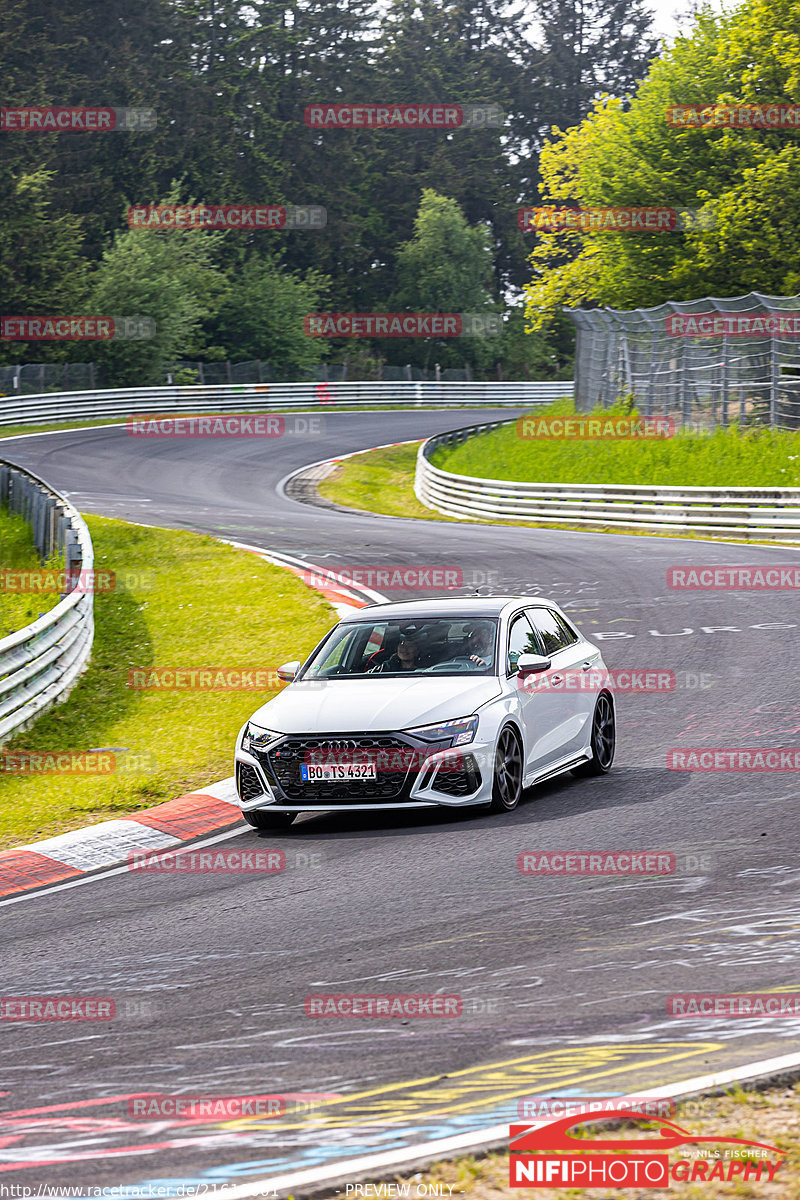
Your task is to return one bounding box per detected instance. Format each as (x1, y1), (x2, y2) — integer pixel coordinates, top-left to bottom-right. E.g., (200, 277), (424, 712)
(554, 612), (580, 645)
(529, 607), (575, 656)
(507, 612), (539, 675)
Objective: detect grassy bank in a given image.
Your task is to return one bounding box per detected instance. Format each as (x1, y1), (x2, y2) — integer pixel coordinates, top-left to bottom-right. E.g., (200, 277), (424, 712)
(433, 400), (800, 486)
(0, 508), (63, 636)
(318, 444), (440, 519)
(0, 516), (335, 848)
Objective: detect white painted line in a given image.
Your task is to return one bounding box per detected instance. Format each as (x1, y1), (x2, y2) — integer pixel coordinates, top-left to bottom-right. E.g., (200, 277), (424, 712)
(207, 1048), (800, 1198)
(222, 539), (389, 606)
(28, 819), (180, 870)
(0, 422), (131, 441)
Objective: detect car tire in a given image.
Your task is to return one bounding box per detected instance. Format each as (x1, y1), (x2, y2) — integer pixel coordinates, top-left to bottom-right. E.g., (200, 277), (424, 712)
(489, 726), (523, 812)
(242, 809), (296, 831)
(572, 692), (615, 776)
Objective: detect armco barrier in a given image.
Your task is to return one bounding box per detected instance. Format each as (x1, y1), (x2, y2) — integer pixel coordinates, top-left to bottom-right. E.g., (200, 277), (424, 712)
(0, 381), (573, 427)
(0, 463), (94, 743)
(414, 420), (800, 539)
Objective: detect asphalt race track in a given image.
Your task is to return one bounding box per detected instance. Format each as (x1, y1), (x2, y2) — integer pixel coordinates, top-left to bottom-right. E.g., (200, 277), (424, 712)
(2, 410), (800, 1190)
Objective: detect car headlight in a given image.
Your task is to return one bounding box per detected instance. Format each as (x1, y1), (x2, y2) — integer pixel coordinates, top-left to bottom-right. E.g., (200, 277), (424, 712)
(241, 723), (283, 752)
(407, 716), (478, 747)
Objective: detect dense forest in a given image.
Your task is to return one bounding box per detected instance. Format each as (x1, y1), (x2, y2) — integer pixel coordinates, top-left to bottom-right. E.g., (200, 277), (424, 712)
(0, 0), (658, 382)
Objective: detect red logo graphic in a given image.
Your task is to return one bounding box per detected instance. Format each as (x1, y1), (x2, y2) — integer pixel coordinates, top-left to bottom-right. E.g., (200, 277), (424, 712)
(510, 1111), (784, 1187)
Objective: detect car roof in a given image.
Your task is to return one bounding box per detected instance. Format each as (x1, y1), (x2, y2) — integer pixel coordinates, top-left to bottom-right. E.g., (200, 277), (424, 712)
(338, 596), (558, 623)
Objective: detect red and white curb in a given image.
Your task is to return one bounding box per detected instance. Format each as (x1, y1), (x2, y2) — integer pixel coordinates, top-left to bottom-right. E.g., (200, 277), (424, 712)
(0, 777), (242, 899)
(0, 548), (386, 901)
(222, 541), (387, 616)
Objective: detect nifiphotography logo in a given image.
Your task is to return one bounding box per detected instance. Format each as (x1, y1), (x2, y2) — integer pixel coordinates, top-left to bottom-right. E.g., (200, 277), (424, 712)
(509, 1110), (785, 1187)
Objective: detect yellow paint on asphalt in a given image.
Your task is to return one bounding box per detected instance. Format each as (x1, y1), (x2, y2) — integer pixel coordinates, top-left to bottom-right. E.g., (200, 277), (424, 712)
(221, 1041), (721, 1132)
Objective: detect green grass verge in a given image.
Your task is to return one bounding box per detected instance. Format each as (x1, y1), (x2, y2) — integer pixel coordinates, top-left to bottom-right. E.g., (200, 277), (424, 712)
(314, 437), (789, 544)
(432, 399), (800, 486)
(0, 517), (335, 849)
(0, 508), (63, 636)
(317, 445), (444, 519)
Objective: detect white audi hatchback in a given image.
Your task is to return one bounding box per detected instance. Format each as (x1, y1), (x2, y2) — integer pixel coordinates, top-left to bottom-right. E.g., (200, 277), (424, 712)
(234, 597), (616, 829)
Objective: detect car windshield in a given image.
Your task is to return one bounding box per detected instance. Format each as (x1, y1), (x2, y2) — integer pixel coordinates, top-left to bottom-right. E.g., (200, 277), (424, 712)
(300, 617), (499, 679)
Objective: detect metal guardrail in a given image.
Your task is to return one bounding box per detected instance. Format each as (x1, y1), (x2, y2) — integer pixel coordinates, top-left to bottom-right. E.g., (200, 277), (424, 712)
(0, 464), (94, 743)
(415, 420), (800, 539)
(0, 381), (574, 426)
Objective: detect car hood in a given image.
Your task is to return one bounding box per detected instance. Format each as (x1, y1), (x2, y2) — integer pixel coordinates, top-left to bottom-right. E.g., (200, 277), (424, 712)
(249, 676), (502, 734)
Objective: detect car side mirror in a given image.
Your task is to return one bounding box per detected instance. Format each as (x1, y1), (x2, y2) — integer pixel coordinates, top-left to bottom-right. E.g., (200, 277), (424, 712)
(517, 653), (552, 676)
(276, 660), (301, 681)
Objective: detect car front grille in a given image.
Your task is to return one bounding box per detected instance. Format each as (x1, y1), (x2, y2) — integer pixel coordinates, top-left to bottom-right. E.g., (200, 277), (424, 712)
(260, 735), (422, 802)
(236, 762), (264, 803)
(431, 754), (482, 797)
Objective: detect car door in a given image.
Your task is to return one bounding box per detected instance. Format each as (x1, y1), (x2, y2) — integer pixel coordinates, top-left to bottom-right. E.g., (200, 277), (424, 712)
(506, 610), (565, 776)
(526, 606), (599, 758)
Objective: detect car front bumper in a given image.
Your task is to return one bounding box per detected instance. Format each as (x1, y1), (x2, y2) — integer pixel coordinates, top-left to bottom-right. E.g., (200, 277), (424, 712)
(233, 733), (497, 812)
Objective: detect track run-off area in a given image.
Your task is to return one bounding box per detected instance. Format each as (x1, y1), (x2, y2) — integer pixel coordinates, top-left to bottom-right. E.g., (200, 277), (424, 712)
(2, 409), (800, 1192)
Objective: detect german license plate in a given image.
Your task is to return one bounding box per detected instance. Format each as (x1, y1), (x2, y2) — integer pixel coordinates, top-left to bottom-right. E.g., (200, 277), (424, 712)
(301, 761), (377, 781)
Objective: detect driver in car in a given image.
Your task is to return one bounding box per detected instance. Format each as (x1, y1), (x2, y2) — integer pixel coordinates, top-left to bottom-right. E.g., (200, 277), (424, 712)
(369, 635), (422, 673)
(461, 624), (494, 667)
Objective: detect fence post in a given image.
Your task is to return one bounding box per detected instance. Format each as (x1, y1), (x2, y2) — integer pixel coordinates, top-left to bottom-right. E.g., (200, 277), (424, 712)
(645, 329), (657, 417)
(680, 340), (690, 427)
(770, 333), (780, 428)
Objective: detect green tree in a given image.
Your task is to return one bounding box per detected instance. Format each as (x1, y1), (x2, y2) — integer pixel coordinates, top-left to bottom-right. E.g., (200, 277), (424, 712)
(0, 169), (88, 365)
(88, 193), (228, 385)
(388, 189), (498, 368)
(209, 254), (330, 375)
(524, 0), (800, 326)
